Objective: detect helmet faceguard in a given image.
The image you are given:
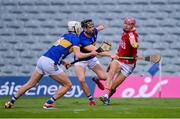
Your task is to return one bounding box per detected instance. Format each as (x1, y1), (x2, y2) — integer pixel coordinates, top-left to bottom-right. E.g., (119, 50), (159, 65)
(67, 21), (81, 35)
(123, 17), (136, 32)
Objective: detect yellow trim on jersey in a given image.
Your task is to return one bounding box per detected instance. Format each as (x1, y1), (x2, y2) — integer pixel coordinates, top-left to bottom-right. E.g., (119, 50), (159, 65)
(132, 42), (139, 48)
(92, 42), (96, 46)
(53, 39), (60, 46)
(54, 39), (72, 48)
(84, 45), (92, 49)
(59, 39), (72, 48)
(84, 42), (96, 49)
(73, 46), (80, 49)
(69, 46), (79, 53)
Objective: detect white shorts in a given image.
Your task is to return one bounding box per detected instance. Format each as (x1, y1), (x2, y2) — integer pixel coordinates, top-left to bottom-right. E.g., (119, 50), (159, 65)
(74, 57), (100, 69)
(35, 56), (63, 75)
(114, 60), (135, 77)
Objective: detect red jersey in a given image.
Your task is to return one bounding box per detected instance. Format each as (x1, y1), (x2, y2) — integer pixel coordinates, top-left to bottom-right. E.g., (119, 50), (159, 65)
(117, 29), (138, 64)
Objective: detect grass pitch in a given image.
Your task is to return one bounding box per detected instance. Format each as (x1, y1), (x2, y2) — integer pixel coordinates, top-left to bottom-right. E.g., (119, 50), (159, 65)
(0, 97), (180, 118)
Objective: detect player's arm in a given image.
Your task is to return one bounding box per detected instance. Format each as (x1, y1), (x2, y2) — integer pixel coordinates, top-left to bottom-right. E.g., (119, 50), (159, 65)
(97, 51), (118, 59)
(84, 45), (118, 59)
(96, 24), (105, 31)
(73, 46), (97, 59)
(136, 56), (145, 60)
(129, 33), (139, 48)
(61, 60), (72, 69)
(83, 44), (107, 56)
(61, 60), (68, 66)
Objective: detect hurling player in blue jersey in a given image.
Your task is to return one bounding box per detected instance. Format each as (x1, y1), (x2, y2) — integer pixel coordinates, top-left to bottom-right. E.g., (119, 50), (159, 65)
(74, 19), (116, 106)
(5, 21), (97, 109)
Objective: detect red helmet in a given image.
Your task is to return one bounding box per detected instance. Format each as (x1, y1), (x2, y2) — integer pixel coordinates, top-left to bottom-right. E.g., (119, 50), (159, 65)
(124, 17), (136, 26)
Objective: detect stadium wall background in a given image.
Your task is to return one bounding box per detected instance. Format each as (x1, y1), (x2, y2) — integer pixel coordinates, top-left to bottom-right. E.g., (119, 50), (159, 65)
(0, 0), (180, 76)
(1, 0), (180, 98)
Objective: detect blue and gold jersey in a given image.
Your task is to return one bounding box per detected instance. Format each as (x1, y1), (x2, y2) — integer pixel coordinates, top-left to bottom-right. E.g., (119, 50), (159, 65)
(79, 28), (98, 53)
(44, 33), (80, 64)
(73, 28), (98, 61)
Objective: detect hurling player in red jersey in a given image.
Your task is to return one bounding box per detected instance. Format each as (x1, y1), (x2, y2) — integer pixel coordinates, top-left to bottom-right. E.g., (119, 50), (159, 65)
(100, 17), (139, 105)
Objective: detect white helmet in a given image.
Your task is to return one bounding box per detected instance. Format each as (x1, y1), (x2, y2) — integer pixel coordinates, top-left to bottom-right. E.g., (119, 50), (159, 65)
(67, 21), (81, 35)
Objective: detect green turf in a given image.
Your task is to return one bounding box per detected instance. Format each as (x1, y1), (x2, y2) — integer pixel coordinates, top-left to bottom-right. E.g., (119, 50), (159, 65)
(0, 97), (180, 118)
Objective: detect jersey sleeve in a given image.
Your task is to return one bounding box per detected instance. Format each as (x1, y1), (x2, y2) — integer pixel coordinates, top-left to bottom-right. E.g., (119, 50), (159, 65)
(71, 36), (80, 47)
(94, 28), (98, 36)
(129, 32), (135, 41)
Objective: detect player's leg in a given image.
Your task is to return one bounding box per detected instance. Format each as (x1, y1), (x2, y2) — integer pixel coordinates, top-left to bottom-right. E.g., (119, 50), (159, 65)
(16, 71), (43, 98)
(99, 60), (121, 105)
(43, 72), (72, 109)
(99, 73), (126, 105)
(100, 62), (135, 105)
(109, 62), (135, 98)
(41, 61), (72, 109)
(50, 73), (72, 99)
(75, 63), (95, 106)
(109, 72), (126, 98)
(92, 64), (107, 80)
(91, 64), (106, 90)
(4, 56), (46, 109)
(106, 60), (121, 89)
(5, 70), (43, 109)
(99, 73), (126, 106)
(75, 65), (89, 96)
(90, 58), (107, 90)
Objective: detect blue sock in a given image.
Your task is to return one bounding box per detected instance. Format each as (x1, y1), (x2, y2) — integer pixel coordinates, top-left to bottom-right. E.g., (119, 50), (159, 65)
(87, 95), (94, 101)
(47, 97), (56, 104)
(10, 95), (17, 104)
